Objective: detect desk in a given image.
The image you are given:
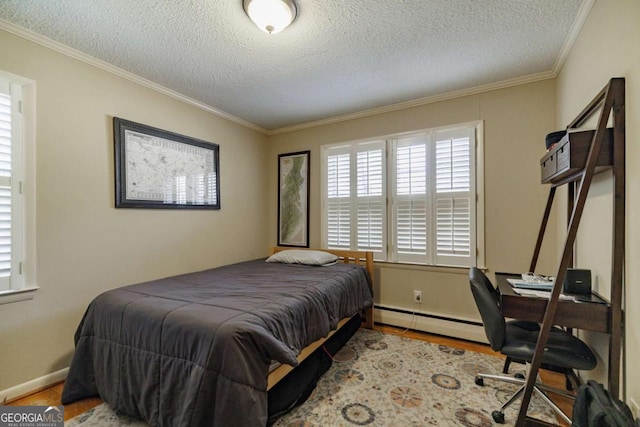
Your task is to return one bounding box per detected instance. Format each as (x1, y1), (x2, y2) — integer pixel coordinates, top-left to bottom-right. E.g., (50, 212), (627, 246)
(496, 272), (610, 333)
(497, 271), (619, 424)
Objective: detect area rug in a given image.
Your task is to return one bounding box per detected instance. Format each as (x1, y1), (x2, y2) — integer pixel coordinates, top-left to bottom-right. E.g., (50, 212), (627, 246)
(66, 329), (556, 426)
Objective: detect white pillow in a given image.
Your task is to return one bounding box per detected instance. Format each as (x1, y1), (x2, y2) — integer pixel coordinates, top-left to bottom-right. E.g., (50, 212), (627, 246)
(266, 250), (339, 266)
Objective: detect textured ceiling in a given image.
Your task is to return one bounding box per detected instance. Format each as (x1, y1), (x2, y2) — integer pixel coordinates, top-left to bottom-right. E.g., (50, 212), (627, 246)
(0, 0), (586, 131)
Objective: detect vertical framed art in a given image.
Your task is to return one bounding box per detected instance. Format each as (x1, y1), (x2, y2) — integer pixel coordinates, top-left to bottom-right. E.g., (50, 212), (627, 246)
(277, 151), (310, 247)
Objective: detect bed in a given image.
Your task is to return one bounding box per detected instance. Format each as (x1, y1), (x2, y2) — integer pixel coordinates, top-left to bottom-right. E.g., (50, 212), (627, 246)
(61, 247), (374, 426)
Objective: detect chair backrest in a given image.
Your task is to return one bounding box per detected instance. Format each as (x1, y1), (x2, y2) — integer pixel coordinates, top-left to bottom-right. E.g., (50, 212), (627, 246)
(469, 267), (506, 352)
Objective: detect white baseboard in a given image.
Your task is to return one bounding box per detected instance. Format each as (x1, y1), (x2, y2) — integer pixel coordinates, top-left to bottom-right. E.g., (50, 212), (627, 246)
(1, 368), (68, 404)
(374, 305), (488, 344)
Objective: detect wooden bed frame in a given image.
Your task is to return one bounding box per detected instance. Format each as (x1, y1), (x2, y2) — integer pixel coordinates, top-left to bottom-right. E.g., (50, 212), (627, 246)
(266, 247), (374, 390)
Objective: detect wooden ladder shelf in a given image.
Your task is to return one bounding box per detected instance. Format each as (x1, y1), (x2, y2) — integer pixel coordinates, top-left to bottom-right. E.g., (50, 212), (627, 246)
(517, 78), (625, 426)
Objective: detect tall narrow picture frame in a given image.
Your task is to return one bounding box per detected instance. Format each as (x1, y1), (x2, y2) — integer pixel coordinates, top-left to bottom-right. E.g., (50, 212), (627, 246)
(278, 151), (310, 247)
(114, 117), (220, 209)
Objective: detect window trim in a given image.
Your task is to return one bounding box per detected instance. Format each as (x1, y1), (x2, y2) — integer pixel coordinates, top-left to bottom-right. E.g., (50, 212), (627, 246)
(0, 70), (37, 305)
(321, 121), (485, 268)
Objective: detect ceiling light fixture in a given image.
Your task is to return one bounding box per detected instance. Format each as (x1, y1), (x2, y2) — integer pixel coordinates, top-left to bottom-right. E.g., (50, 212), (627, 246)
(243, 0), (297, 34)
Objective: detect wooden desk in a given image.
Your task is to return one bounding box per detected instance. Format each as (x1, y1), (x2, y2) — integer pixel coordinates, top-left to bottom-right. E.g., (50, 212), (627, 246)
(496, 272), (610, 333)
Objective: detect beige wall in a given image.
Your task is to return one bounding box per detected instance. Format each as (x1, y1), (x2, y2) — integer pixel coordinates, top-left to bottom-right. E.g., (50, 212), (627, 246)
(0, 30), (269, 393)
(268, 80), (558, 338)
(6, 0), (634, 404)
(556, 0), (640, 405)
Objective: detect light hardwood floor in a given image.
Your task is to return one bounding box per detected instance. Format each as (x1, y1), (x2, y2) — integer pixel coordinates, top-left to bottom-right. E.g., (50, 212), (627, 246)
(7, 324), (573, 424)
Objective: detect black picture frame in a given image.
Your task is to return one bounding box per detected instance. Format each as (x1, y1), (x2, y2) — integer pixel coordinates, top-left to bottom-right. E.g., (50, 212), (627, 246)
(277, 150), (310, 247)
(114, 117), (220, 209)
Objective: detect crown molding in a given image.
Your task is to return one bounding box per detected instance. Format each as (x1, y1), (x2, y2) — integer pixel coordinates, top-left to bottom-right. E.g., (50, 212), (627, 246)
(2, 0), (592, 139)
(267, 71), (557, 135)
(0, 19), (268, 134)
(267, 0), (592, 136)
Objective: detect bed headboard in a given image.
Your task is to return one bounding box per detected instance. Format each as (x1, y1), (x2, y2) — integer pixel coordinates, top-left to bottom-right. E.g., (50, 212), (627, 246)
(269, 246), (374, 282)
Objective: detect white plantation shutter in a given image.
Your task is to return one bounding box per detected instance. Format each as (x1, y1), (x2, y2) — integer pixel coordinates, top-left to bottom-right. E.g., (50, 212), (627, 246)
(0, 186), (10, 286)
(322, 123), (479, 268)
(326, 151), (351, 249)
(436, 197), (470, 253)
(433, 128), (475, 266)
(0, 86), (12, 289)
(393, 135), (430, 263)
(356, 145), (385, 255)
(322, 141), (386, 258)
(0, 77), (24, 291)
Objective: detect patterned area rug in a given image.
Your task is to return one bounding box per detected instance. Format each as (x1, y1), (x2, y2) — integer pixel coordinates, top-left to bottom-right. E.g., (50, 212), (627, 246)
(66, 329), (556, 426)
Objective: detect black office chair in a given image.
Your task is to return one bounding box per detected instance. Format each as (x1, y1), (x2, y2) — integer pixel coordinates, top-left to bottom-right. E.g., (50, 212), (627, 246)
(469, 267), (597, 424)
(501, 322), (582, 392)
(500, 320), (540, 374)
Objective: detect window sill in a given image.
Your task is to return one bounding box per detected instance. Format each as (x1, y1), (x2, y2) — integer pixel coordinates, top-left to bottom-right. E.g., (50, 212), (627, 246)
(0, 286), (40, 305)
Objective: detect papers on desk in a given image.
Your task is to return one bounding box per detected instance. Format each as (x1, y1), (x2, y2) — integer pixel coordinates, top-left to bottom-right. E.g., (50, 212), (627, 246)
(506, 274), (591, 302)
(506, 278), (554, 291)
(511, 288), (577, 301)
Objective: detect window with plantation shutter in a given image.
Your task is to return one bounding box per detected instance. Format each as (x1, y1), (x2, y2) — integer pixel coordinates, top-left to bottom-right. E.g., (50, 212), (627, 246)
(0, 83), (13, 290)
(326, 150), (351, 249)
(0, 73), (27, 296)
(321, 122), (481, 268)
(322, 141), (386, 259)
(356, 148), (384, 253)
(393, 135), (429, 263)
(0, 185), (11, 286)
(434, 129), (475, 266)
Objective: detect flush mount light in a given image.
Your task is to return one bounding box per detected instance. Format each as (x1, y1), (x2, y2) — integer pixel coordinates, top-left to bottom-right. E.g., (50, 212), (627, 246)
(243, 0), (297, 34)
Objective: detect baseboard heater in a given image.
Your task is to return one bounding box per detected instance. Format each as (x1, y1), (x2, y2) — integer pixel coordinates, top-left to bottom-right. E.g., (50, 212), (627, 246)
(374, 304), (487, 343)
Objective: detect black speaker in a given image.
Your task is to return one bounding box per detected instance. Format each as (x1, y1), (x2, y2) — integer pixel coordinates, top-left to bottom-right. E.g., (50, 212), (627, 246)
(563, 269), (592, 295)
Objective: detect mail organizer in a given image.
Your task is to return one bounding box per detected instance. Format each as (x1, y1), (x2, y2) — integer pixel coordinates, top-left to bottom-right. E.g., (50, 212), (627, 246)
(540, 128), (613, 184)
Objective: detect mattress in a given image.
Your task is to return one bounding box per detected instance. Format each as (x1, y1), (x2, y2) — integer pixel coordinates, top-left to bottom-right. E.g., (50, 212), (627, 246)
(61, 258), (373, 426)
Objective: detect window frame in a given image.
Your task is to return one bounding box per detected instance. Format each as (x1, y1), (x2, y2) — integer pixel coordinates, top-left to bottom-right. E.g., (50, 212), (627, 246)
(0, 70), (37, 305)
(321, 121), (485, 268)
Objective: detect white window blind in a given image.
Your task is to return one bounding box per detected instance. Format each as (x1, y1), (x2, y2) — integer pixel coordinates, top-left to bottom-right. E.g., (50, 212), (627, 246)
(326, 150), (351, 249)
(322, 141), (386, 258)
(433, 128), (475, 266)
(322, 123), (479, 268)
(356, 148), (384, 253)
(0, 84), (12, 289)
(0, 76), (24, 292)
(393, 135), (430, 264)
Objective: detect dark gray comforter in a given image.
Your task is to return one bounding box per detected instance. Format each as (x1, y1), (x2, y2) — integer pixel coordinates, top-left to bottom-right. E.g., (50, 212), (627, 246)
(61, 258), (373, 426)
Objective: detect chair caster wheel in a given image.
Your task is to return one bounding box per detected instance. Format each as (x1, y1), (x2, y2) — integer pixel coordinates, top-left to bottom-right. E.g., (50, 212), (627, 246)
(492, 410), (505, 423)
(515, 373), (525, 379)
(474, 376), (484, 386)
